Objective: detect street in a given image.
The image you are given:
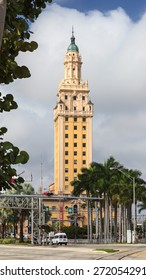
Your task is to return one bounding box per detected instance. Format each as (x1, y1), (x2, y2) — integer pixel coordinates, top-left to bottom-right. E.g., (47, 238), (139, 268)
(0, 244), (146, 260)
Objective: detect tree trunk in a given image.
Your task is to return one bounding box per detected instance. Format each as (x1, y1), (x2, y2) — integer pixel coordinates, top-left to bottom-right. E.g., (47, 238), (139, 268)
(127, 203), (132, 230)
(123, 205), (127, 242)
(99, 198), (103, 243)
(104, 195), (108, 243)
(118, 204), (122, 242)
(114, 203), (118, 242)
(19, 209), (24, 243)
(0, 0), (7, 49)
(2, 221), (5, 238)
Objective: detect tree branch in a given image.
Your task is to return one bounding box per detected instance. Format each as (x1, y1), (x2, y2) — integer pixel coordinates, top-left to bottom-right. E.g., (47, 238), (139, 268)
(0, 0), (6, 50)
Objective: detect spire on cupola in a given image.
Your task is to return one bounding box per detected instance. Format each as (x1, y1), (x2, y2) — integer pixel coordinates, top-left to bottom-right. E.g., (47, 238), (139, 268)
(71, 26), (75, 44)
(67, 27), (79, 52)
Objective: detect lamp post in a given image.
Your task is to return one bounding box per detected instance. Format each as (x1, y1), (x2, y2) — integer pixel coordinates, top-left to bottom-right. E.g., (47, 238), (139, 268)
(110, 167), (136, 243)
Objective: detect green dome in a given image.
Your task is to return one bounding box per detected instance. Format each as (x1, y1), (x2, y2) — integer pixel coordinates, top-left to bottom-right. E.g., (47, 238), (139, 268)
(67, 43), (79, 52)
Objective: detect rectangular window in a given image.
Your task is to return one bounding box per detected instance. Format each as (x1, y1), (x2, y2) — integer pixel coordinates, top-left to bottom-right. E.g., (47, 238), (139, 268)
(83, 134), (86, 139)
(74, 117), (77, 122)
(74, 126), (77, 130)
(83, 107), (85, 111)
(65, 117), (68, 121)
(65, 177), (68, 181)
(74, 177), (77, 181)
(65, 168), (68, 173)
(74, 143), (77, 147)
(74, 168), (77, 173)
(74, 151), (77, 156)
(74, 106), (76, 111)
(65, 106), (68, 110)
(83, 143), (86, 147)
(82, 96), (85, 100)
(65, 160), (68, 164)
(65, 95), (68, 100)
(74, 160), (77, 164)
(52, 206), (57, 211)
(65, 151), (68, 155)
(74, 134), (77, 138)
(73, 96), (77, 100)
(83, 160), (86, 164)
(83, 126), (86, 130)
(65, 185), (68, 190)
(83, 151), (86, 156)
(65, 142), (68, 147)
(65, 134), (68, 138)
(83, 117), (86, 122)
(65, 125), (68, 130)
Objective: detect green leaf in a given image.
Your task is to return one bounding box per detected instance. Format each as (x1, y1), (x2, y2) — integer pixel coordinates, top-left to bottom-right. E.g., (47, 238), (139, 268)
(3, 141), (13, 150)
(0, 127), (7, 135)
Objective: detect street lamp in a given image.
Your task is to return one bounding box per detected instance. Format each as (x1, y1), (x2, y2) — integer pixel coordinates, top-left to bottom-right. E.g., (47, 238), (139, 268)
(110, 167), (136, 243)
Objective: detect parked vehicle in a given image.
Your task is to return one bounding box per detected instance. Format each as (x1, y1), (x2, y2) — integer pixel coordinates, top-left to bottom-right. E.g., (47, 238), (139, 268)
(51, 233), (68, 245)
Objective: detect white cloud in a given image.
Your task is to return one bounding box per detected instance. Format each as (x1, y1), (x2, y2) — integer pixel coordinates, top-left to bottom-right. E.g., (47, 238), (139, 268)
(1, 4), (146, 190)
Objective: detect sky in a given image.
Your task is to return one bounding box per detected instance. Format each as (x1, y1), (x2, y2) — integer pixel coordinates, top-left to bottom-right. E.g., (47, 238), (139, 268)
(1, 0), (146, 192)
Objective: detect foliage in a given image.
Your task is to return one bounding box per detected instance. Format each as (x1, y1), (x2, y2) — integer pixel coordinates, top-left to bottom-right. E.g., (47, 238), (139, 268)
(0, 0), (52, 84)
(6, 183), (35, 243)
(0, 92), (18, 112)
(0, 207), (13, 238)
(0, 0), (52, 190)
(71, 156), (146, 241)
(71, 156), (146, 205)
(0, 130), (29, 190)
(0, 238), (17, 244)
(60, 225), (87, 239)
(0, 238), (31, 244)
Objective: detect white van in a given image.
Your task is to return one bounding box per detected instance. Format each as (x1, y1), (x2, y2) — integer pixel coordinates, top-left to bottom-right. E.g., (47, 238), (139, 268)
(51, 232), (68, 245)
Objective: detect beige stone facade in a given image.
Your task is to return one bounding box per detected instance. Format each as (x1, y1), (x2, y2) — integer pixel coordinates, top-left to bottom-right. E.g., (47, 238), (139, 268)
(46, 31), (93, 227)
(54, 32), (93, 197)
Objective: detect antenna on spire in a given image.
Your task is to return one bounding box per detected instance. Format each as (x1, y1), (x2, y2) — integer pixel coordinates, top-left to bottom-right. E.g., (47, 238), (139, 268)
(71, 26), (75, 44)
(72, 26), (74, 37)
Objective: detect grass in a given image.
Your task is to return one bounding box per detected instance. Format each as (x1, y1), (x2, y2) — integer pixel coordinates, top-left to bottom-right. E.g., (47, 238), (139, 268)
(95, 248), (119, 253)
(0, 238), (31, 245)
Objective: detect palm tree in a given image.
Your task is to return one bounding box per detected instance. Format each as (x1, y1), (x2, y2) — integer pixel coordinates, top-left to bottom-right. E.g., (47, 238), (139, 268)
(6, 183), (34, 242)
(71, 156), (146, 243)
(87, 157), (123, 242)
(71, 156), (123, 242)
(0, 208), (13, 238)
(71, 166), (97, 240)
(110, 167), (146, 242)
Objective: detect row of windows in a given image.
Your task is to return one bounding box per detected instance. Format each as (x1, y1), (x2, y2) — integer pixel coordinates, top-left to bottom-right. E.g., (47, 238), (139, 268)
(60, 106), (90, 112)
(65, 168), (77, 173)
(65, 160), (86, 165)
(65, 134), (86, 139)
(65, 95), (86, 101)
(65, 125), (86, 130)
(65, 181), (76, 190)
(65, 142), (86, 147)
(65, 176), (78, 182)
(65, 168), (78, 173)
(65, 151), (86, 156)
(65, 117), (86, 122)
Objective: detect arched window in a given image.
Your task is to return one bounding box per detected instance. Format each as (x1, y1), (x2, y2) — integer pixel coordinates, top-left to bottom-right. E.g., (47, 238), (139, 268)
(73, 204), (78, 214)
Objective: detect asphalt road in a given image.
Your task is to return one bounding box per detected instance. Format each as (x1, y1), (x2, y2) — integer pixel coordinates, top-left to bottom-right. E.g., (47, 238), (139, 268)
(0, 244), (146, 260)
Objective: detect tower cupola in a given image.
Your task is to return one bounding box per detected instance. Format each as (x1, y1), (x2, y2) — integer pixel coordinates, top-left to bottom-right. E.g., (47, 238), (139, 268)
(67, 28), (79, 52)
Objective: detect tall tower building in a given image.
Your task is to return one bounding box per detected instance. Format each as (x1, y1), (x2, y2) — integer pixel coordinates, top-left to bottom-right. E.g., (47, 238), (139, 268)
(54, 30), (93, 196)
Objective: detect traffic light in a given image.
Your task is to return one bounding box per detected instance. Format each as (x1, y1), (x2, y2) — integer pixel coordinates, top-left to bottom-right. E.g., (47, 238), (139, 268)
(68, 207), (73, 214)
(43, 191), (53, 196)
